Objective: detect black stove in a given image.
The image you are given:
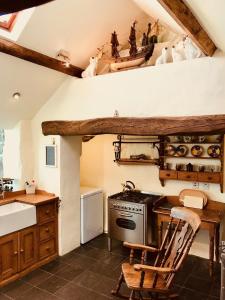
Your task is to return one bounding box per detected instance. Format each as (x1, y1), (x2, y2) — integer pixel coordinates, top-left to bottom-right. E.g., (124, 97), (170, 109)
(108, 191), (161, 204)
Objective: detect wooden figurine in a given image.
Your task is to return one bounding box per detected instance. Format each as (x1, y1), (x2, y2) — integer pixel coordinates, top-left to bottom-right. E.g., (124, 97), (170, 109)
(111, 31), (120, 58)
(129, 21), (137, 57)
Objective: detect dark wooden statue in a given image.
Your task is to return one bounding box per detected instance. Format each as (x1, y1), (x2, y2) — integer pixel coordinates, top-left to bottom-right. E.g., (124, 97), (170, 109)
(129, 21), (138, 57)
(111, 31), (120, 58)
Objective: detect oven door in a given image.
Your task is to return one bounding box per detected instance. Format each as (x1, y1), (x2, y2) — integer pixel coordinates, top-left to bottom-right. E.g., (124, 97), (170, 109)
(109, 209), (144, 244)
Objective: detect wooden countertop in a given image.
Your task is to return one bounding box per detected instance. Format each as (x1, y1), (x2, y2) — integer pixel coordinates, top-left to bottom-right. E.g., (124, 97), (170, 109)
(153, 196), (225, 224)
(0, 189), (58, 206)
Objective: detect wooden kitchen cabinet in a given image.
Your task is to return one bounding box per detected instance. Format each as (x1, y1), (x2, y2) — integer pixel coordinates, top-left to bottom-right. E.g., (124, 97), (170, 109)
(0, 232), (18, 281)
(20, 226), (37, 271)
(0, 198), (58, 287)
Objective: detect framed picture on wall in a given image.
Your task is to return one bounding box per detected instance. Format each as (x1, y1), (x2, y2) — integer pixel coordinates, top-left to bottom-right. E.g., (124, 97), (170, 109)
(45, 145), (57, 167)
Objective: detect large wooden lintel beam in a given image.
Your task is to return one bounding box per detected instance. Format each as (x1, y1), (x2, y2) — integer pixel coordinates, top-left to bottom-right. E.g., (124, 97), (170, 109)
(157, 0), (216, 56)
(0, 0), (54, 14)
(0, 38), (83, 78)
(42, 115), (225, 136)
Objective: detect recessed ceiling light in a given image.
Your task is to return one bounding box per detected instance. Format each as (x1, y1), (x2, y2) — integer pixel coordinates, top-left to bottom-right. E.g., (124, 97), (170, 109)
(12, 92), (21, 100)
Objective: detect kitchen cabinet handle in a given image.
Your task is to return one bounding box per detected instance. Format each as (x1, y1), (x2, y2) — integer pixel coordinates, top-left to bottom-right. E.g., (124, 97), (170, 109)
(45, 228), (50, 232)
(208, 177), (212, 180)
(46, 247), (50, 251)
(166, 173), (170, 177)
(186, 175), (191, 179)
(20, 249), (24, 253)
(14, 251), (18, 255)
(45, 210), (50, 214)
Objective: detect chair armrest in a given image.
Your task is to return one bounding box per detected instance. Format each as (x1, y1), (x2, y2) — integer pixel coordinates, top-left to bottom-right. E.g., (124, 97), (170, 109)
(134, 264), (175, 274)
(123, 242), (159, 252)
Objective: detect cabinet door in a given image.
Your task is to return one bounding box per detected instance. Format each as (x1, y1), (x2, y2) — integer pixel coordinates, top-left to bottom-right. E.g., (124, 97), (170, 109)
(0, 232), (18, 280)
(20, 226), (37, 271)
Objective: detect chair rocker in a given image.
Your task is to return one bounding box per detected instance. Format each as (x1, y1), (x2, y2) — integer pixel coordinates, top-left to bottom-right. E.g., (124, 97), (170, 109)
(111, 206), (201, 300)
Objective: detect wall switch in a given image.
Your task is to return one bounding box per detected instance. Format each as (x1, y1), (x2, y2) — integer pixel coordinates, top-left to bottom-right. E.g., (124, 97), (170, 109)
(192, 182), (199, 189)
(201, 183), (209, 190)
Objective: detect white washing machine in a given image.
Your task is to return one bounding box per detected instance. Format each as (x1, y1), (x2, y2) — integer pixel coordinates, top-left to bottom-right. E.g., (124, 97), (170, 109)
(80, 186), (103, 244)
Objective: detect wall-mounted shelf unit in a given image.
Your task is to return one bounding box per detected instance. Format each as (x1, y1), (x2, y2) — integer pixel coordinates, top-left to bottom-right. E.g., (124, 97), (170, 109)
(113, 135), (160, 166)
(158, 135), (224, 192)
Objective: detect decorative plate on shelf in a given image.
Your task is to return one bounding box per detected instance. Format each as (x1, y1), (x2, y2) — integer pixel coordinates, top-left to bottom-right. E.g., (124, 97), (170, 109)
(183, 136), (194, 143)
(207, 145), (221, 158)
(165, 145), (176, 156)
(175, 145), (188, 157)
(191, 145), (204, 157)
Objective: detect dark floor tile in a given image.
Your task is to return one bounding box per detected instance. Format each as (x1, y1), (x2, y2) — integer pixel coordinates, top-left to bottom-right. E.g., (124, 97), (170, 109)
(0, 279), (32, 299)
(55, 264), (84, 281)
(82, 248), (109, 260)
(178, 287), (209, 300)
(41, 259), (68, 274)
(191, 256), (214, 281)
(37, 275), (68, 294)
(21, 268), (52, 286)
(89, 261), (121, 280)
(56, 283), (110, 300)
(65, 253), (97, 269)
(209, 277), (221, 298)
(101, 252), (126, 266)
(17, 287), (59, 300)
(73, 270), (102, 289)
(184, 275), (212, 294)
(94, 275), (117, 298)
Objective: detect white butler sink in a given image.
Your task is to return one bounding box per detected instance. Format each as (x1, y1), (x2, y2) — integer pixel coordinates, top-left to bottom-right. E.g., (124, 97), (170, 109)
(0, 202), (36, 236)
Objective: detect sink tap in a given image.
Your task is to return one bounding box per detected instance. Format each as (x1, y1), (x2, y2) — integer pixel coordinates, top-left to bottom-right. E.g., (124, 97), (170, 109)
(121, 181), (136, 192)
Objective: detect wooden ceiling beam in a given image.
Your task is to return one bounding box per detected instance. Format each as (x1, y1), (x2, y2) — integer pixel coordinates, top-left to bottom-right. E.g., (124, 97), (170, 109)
(0, 38), (83, 77)
(42, 115), (225, 136)
(157, 0), (216, 56)
(0, 0), (54, 14)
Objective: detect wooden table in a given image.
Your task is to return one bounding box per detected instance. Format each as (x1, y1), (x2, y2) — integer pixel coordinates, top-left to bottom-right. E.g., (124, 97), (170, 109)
(153, 196), (225, 277)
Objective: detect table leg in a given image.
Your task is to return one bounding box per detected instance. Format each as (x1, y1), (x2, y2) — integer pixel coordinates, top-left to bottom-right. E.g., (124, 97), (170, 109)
(209, 227), (215, 277)
(215, 224), (220, 263)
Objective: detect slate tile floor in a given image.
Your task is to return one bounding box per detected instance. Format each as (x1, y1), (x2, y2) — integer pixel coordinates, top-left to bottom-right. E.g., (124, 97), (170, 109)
(0, 234), (221, 299)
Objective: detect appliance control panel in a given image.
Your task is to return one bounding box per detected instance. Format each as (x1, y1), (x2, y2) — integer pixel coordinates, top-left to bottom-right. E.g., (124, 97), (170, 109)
(109, 200), (144, 214)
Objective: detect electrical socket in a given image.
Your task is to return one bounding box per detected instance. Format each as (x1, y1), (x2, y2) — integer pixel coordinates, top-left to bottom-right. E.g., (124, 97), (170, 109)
(192, 182), (199, 189)
(201, 183), (209, 190)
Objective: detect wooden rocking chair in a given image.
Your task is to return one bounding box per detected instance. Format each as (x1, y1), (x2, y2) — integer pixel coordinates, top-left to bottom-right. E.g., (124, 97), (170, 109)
(111, 207), (201, 300)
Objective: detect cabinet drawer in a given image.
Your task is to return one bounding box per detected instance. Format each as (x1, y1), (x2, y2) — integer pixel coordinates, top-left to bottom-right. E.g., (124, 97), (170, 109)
(159, 170), (177, 179)
(178, 172), (197, 181)
(37, 202), (56, 223)
(39, 239), (56, 260)
(39, 221), (55, 242)
(198, 172), (221, 183)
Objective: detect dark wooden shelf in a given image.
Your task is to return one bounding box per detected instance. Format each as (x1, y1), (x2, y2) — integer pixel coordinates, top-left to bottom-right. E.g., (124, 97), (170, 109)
(163, 142), (221, 145)
(161, 156), (221, 160)
(115, 158), (159, 165)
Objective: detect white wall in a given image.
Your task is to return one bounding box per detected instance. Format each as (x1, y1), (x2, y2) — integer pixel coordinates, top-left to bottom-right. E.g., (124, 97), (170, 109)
(32, 51), (225, 257)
